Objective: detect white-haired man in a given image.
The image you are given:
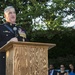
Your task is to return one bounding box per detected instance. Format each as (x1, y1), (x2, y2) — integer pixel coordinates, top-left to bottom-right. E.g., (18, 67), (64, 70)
(0, 6), (27, 75)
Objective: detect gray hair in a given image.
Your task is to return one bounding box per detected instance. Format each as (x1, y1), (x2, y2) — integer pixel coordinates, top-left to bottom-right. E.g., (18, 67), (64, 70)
(4, 6), (15, 14)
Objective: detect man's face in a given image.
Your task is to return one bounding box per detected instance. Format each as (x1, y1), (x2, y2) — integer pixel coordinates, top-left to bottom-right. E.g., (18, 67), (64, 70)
(49, 65), (54, 70)
(4, 8), (16, 24)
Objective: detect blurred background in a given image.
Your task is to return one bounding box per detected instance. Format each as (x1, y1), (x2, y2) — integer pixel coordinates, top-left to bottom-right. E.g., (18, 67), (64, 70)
(0, 0), (75, 68)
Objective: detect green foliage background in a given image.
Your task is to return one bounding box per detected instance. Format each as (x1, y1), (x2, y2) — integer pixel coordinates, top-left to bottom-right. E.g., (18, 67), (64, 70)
(0, 0), (75, 68)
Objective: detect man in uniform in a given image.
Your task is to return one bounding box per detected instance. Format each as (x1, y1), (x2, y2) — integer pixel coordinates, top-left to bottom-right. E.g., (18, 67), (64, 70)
(48, 64), (57, 75)
(0, 6), (27, 75)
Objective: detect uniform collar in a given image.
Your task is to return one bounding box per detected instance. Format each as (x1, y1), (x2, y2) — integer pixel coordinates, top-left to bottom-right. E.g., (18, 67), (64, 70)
(5, 22), (16, 27)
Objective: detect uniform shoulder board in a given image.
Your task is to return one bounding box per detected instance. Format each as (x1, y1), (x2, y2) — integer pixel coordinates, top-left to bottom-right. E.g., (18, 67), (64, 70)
(17, 25), (22, 28)
(18, 26), (25, 30)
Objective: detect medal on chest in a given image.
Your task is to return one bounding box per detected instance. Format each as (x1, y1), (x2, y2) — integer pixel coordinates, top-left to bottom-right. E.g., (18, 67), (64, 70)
(18, 28), (26, 41)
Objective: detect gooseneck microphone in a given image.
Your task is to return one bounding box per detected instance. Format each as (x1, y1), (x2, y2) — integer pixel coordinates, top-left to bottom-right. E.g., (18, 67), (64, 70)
(13, 26), (18, 37)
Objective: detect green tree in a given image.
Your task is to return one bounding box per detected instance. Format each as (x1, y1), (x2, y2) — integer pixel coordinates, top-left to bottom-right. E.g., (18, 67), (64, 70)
(0, 0), (75, 66)
(0, 0), (75, 30)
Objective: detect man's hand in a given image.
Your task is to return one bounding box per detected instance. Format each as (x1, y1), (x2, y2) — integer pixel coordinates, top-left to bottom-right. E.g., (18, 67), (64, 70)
(7, 37), (18, 43)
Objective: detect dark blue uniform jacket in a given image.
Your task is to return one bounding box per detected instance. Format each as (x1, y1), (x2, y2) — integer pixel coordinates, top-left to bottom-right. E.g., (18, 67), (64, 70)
(0, 22), (27, 75)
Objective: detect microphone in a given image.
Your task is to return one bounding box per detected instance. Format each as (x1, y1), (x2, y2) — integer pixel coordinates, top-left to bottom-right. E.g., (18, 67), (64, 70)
(13, 27), (18, 37)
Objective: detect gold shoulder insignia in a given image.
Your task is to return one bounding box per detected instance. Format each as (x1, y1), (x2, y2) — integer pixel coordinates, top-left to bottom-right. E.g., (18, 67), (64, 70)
(18, 28), (26, 38)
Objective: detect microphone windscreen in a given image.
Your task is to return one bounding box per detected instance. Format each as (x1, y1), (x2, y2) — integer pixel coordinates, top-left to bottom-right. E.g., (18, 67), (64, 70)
(13, 27), (17, 31)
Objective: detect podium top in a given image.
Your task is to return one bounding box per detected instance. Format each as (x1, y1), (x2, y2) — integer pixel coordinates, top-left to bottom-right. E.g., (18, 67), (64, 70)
(0, 41), (56, 52)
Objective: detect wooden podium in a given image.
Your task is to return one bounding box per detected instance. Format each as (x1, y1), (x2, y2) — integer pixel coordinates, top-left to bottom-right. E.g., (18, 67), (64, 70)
(0, 42), (56, 75)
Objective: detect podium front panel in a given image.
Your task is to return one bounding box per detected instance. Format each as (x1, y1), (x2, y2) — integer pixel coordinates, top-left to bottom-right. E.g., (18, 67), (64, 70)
(6, 44), (48, 75)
